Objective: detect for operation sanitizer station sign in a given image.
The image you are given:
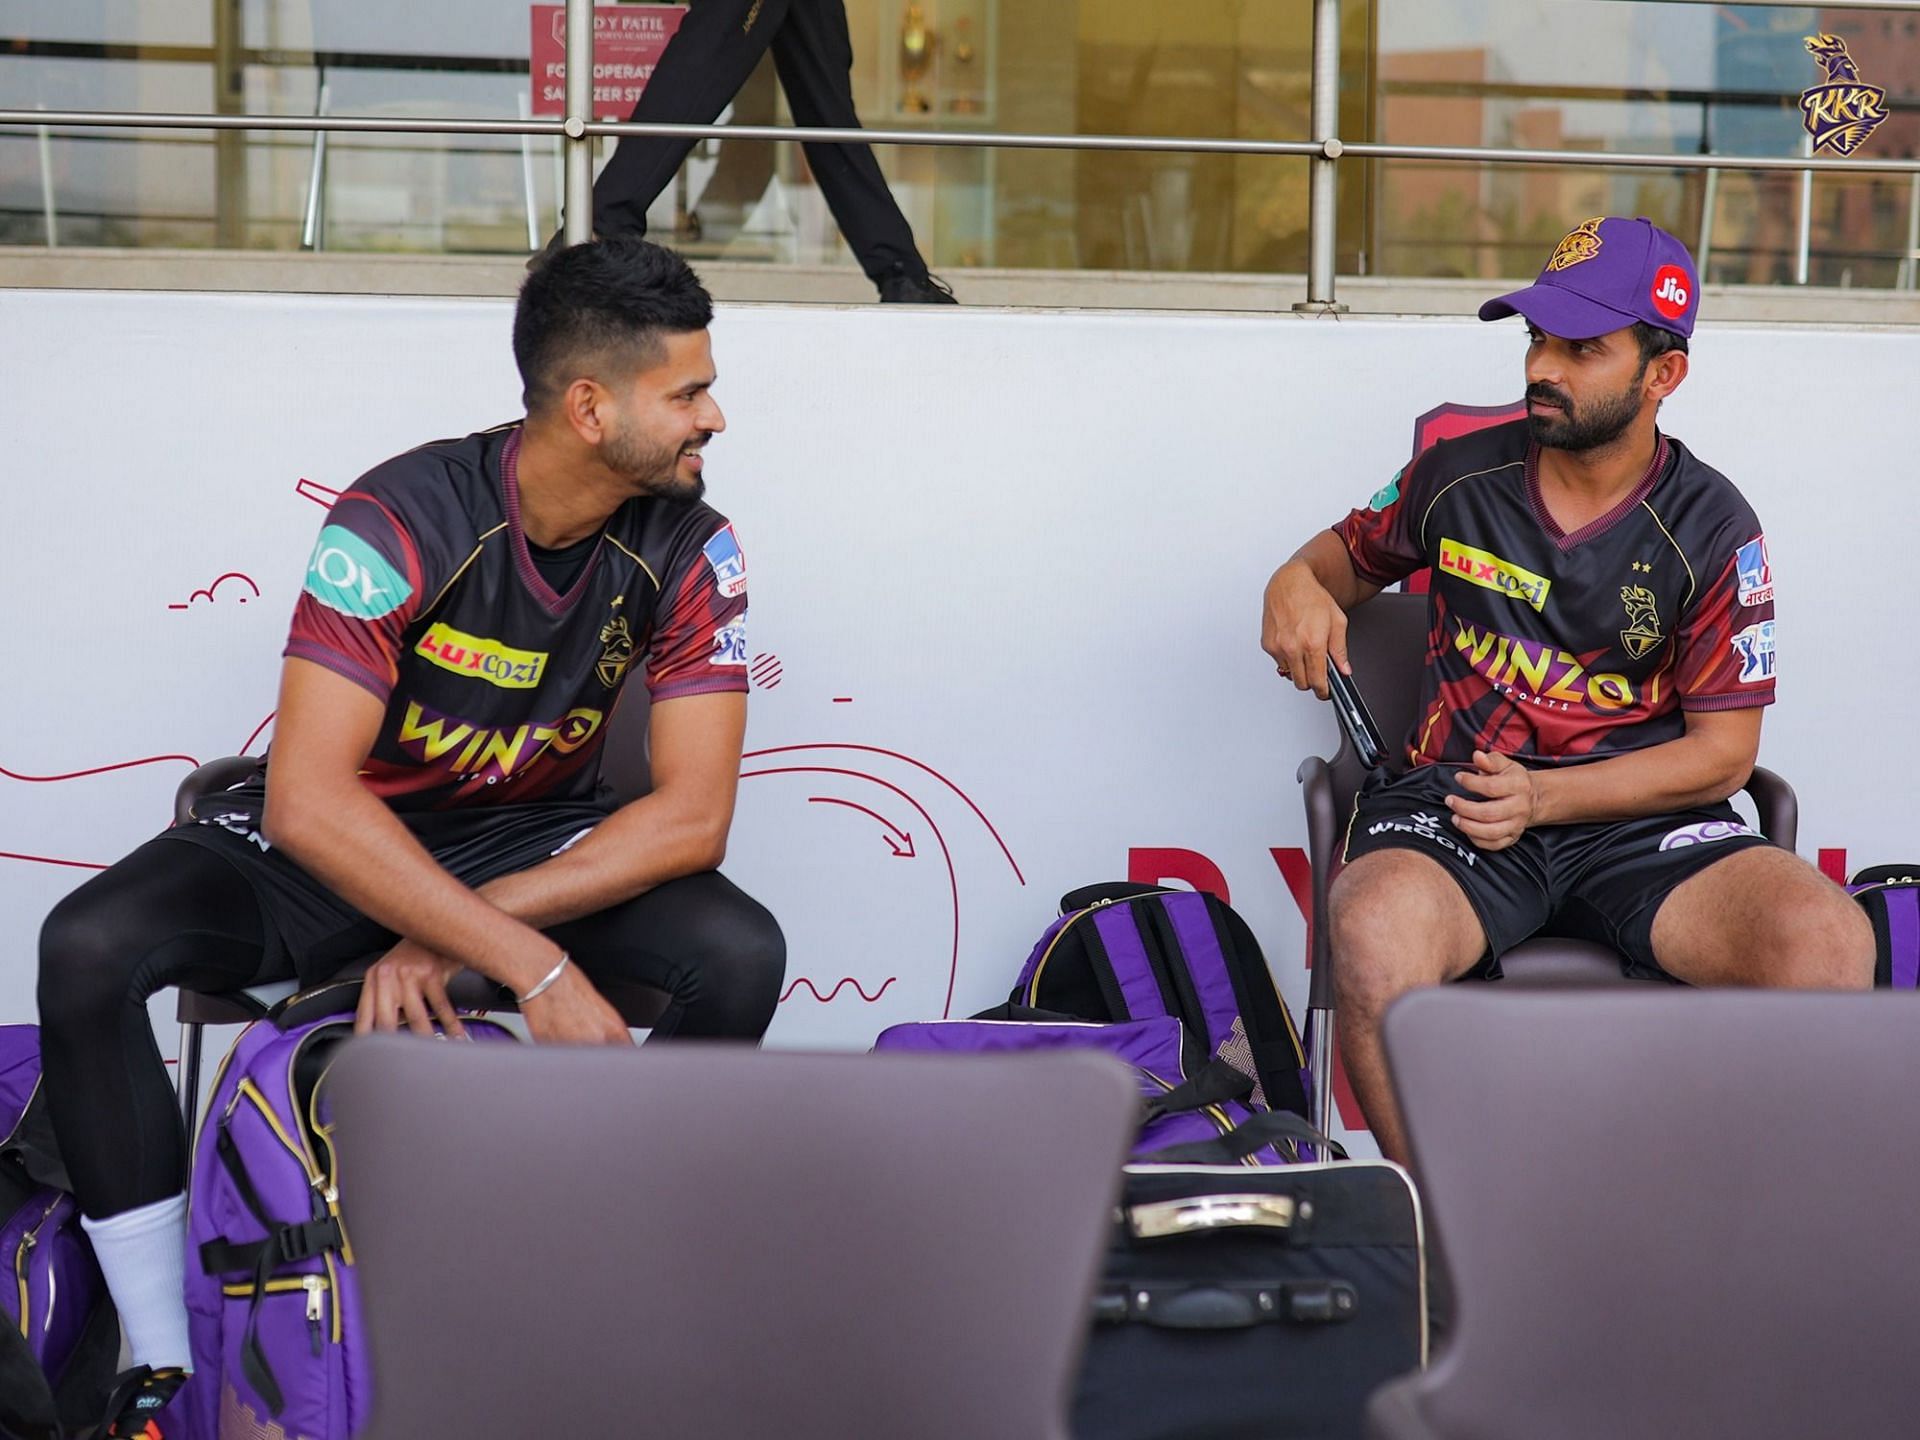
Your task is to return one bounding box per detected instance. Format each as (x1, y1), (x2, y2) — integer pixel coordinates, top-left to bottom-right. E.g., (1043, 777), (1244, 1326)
(529, 4), (685, 118)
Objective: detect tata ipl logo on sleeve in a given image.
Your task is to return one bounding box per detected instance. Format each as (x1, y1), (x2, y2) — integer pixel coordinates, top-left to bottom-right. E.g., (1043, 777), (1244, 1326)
(1735, 536), (1774, 607)
(1800, 35), (1888, 156)
(710, 611), (749, 667)
(1545, 217), (1605, 272)
(304, 525), (411, 620)
(1437, 538), (1552, 611)
(702, 524), (748, 599)
(1731, 620), (1776, 684)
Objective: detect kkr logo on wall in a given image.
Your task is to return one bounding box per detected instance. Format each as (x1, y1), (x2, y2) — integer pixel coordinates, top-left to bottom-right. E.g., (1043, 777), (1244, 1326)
(1800, 33), (1889, 156)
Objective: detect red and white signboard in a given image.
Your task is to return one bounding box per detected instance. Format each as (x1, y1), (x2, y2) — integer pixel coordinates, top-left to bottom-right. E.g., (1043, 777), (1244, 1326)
(529, 4), (685, 119)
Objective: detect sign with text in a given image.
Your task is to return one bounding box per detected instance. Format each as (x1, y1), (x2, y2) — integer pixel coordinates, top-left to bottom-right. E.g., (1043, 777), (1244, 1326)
(529, 4), (685, 119)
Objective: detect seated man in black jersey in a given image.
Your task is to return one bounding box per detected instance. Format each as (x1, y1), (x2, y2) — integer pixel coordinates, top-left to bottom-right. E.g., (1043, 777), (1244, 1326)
(1259, 216), (1871, 1163)
(36, 236), (785, 1434)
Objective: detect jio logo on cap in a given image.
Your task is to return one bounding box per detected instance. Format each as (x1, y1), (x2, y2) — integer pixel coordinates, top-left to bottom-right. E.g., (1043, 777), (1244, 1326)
(1650, 264), (1691, 320)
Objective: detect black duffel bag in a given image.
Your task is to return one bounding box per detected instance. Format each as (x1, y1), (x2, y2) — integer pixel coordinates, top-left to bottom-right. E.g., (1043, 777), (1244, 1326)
(1073, 1146), (1427, 1440)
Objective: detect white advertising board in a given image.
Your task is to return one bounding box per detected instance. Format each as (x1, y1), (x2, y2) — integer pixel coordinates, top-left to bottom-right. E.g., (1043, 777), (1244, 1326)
(3, 290), (1915, 1151)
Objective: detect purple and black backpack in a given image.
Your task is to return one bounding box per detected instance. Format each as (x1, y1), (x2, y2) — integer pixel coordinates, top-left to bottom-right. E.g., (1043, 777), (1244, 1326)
(179, 1013), (514, 1440)
(874, 1012), (1337, 1165)
(1849, 866), (1920, 989)
(1011, 883), (1310, 1122)
(0, 1025), (119, 1440)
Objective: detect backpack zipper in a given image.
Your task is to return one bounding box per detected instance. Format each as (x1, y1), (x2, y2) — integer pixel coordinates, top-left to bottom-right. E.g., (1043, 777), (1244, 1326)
(219, 1273), (331, 1355)
(1023, 890), (1177, 1004)
(12, 1193), (64, 1339)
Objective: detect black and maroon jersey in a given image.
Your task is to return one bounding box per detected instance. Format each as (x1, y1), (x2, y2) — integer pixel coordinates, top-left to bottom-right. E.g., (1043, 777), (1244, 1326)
(265, 422), (747, 812)
(1336, 419), (1776, 770)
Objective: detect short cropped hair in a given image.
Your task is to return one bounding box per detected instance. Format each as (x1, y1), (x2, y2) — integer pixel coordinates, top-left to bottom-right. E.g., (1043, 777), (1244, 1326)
(1631, 321), (1689, 366)
(513, 235), (714, 412)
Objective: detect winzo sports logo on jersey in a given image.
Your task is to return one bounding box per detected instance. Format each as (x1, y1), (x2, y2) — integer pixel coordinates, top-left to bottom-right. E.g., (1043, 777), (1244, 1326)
(1367, 811), (1478, 868)
(1452, 620), (1638, 714)
(396, 701), (604, 780)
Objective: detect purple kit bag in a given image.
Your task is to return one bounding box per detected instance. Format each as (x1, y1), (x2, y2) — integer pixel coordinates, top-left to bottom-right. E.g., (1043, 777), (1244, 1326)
(1848, 866), (1920, 989)
(873, 1015), (1334, 1165)
(1011, 884), (1310, 1122)
(179, 1014), (514, 1440)
(0, 1024), (119, 1440)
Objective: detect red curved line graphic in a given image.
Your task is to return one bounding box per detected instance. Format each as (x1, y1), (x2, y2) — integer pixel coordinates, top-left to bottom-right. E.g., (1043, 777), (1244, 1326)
(297, 477), (342, 509)
(743, 744), (1024, 885)
(0, 850), (109, 872)
(780, 975), (899, 1005)
(170, 572), (261, 609)
(808, 796), (908, 844)
(741, 764), (962, 1018)
(0, 754), (201, 783)
(238, 711), (276, 755)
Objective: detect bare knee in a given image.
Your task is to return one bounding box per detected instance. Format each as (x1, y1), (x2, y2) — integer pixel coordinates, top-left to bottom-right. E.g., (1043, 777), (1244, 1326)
(1329, 857), (1481, 1019)
(1757, 886), (1875, 989)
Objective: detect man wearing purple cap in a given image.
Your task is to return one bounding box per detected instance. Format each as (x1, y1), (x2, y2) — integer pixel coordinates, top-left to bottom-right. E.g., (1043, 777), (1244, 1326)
(1260, 216), (1872, 1161)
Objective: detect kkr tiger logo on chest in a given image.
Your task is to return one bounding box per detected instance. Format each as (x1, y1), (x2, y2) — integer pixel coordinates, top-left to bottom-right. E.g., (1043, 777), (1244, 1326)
(1453, 621), (1638, 713)
(1437, 539), (1552, 612)
(396, 700), (603, 779)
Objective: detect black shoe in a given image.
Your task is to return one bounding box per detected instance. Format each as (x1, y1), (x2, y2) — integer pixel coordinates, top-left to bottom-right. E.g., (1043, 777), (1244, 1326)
(876, 266), (957, 304)
(97, 1365), (189, 1438)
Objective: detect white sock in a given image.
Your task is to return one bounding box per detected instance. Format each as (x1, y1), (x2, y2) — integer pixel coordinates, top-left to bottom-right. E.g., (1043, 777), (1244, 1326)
(82, 1194), (192, 1373)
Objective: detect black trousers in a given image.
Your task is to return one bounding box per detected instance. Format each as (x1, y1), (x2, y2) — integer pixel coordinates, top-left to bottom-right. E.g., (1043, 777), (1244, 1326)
(592, 0), (925, 282)
(37, 837), (785, 1219)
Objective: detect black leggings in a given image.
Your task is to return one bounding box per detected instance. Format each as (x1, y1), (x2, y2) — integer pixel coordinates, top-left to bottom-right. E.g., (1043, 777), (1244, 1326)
(37, 838), (785, 1219)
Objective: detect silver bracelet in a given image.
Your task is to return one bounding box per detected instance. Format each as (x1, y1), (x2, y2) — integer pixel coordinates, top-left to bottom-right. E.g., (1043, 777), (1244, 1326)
(515, 952), (571, 1005)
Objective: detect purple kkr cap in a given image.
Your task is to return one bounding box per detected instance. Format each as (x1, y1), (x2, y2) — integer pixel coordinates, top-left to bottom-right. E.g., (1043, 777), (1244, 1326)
(1479, 216), (1699, 340)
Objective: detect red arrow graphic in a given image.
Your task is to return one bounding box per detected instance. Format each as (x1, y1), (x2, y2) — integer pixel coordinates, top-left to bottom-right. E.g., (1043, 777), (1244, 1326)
(742, 764), (961, 1017)
(808, 796), (915, 857)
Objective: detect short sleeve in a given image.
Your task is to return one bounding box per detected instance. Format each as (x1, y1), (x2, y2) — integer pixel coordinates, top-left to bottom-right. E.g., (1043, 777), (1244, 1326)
(645, 521), (750, 701)
(283, 493), (424, 702)
(1335, 451), (1440, 588)
(1676, 529), (1775, 711)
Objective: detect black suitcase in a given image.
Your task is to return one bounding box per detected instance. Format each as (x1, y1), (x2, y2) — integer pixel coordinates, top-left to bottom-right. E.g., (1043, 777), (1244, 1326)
(1072, 1160), (1428, 1440)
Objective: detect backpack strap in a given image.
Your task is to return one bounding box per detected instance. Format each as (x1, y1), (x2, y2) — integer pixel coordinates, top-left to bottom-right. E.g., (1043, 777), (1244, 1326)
(1138, 1110), (1348, 1167)
(1140, 1058), (1256, 1123)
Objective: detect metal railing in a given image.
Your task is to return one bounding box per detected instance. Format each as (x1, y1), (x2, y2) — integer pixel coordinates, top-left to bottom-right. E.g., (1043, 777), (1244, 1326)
(5, 0), (1920, 300)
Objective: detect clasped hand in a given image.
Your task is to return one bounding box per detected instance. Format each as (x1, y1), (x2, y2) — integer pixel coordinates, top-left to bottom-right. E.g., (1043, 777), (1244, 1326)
(1444, 749), (1539, 851)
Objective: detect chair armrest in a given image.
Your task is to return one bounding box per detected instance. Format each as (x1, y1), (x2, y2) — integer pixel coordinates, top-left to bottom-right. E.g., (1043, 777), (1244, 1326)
(1741, 765), (1797, 852)
(173, 755), (264, 825)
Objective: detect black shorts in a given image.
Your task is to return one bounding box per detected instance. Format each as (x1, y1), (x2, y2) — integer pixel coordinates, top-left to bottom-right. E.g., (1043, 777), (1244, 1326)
(1341, 764), (1771, 980)
(162, 799), (613, 984)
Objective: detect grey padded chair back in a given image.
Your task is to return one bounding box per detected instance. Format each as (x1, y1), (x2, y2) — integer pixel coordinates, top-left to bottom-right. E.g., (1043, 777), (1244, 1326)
(326, 1040), (1139, 1440)
(1370, 988), (1920, 1440)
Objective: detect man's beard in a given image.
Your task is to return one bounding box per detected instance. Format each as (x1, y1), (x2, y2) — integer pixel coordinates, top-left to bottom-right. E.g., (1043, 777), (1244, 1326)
(1526, 367), (1647, 453)
(603, 420), (706, 501)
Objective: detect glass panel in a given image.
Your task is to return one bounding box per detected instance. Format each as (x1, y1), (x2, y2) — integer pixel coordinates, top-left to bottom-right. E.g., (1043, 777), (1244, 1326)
(1365, 1), (1920, 286)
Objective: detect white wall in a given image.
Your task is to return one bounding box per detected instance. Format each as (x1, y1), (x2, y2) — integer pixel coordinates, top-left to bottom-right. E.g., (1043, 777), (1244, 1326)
(4, 291), (1916, 1150)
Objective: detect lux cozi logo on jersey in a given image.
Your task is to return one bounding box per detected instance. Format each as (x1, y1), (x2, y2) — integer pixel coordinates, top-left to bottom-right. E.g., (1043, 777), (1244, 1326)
(1453, 620), (1637, 713)
(415, 624), (548, 689)
(396, 700), (603, 779)
(1437, 538), (1552, 612)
